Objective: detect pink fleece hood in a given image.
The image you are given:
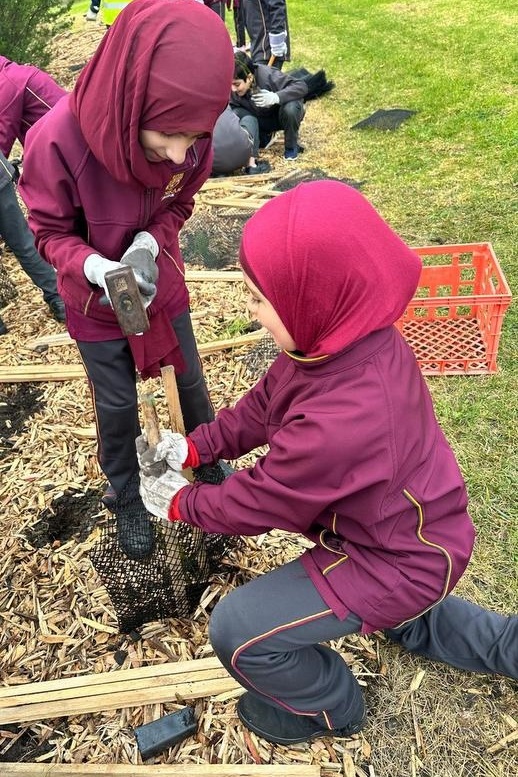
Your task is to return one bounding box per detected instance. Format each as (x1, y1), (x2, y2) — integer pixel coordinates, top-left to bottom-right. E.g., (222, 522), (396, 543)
(240, 180), (422, 357)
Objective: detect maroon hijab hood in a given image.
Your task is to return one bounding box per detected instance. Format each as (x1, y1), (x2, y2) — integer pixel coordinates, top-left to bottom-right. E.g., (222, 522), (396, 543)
(240, 181), (422, 357)
(70, 0), (233, 187)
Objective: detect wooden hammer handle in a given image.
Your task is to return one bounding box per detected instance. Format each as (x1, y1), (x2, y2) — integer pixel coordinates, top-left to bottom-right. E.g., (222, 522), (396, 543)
(161, 365), (186, 436)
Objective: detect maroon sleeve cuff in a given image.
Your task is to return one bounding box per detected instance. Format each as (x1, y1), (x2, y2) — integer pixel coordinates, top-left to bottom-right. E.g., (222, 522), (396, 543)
(184, 436), (201, 469)
(167, 489), (185, 523)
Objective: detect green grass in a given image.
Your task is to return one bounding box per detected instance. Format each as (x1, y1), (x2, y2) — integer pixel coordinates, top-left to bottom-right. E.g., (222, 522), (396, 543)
(71, 1), (90, 13)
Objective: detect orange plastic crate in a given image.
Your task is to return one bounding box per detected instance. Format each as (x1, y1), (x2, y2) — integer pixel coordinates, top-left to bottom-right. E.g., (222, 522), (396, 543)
(395, 243), (512, 375)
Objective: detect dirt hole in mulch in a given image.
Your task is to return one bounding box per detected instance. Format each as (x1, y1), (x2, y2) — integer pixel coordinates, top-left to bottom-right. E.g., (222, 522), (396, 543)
(0, 723), (55, 763)
(24, 489), (104, 548)
(0, 384), (45, 456)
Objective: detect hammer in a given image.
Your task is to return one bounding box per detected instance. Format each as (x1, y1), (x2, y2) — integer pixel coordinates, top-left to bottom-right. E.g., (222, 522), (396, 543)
(104, 265), (150, 336)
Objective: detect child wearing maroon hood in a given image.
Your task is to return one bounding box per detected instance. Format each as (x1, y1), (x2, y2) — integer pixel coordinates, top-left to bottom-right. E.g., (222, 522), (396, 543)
(19, 0), (234, 560)
(137, 180), (517, 745)
(0, 56), (66, 323)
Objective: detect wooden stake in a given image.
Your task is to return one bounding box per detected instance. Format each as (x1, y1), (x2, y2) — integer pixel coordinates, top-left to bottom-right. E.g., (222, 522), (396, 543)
(141, 394), (161, 446)
(26, 324), (260, 355)
(4, 332), (266, 383)
(198, 330), (265, 355)
(0, 657), (237, 724)
(0, 364), (86, 382)
(1, 765), (319, 776)
(185, 270), (242, 281)
(160, 365), (185, 436)
(200, 172), (279, 189)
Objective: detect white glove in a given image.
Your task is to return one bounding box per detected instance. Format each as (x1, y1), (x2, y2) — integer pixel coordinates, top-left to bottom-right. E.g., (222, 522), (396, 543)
(251, 89), (280, 109)
(139, 468), (190, 522)
(269, 30), (287, 58)
(120, 231), (159, 309)
(83, 254), (121, 306)
(136, 430), (189, 475)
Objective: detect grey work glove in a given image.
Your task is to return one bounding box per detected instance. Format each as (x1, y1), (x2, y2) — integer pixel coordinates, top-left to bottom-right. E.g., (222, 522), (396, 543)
(120, 231), (159, 309)
(269, 30), (287, 58)
(139, 467), (190, 523)
(251, 89), (280, 109)
(83, 254), (122, 306)
(136, 431), (189, 475)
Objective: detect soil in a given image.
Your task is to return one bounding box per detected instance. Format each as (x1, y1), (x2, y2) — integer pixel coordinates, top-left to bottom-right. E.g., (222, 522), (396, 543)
(23, 488), (103, 548)
(0, 723), (55, 763)
(0, 384), (45, 457)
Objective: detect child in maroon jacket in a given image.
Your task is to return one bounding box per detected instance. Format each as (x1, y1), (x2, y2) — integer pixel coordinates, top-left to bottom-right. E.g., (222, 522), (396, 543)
(0, 56), (66, 322)
(137, 180), (517, 745)
(20, 0), (234, 560)
(230, 51), (307, 159)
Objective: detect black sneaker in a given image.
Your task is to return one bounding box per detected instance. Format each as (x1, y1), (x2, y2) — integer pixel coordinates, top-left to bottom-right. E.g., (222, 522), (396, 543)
(0, 315), (7, 336)
(101, 482), (117, 511)
(245, 159), (271, 175)
(115, 507), (155, 561)
(47, 298), (66, 322)
(112, 472), (155, 561)
(237, 692), (365, 746)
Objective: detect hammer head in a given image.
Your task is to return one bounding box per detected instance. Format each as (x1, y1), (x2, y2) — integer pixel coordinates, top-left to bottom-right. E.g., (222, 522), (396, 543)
(104, 265), (150, 336)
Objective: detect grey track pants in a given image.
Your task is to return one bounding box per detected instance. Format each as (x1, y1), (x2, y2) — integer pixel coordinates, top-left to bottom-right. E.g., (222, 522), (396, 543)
(209, 558), (517, 730)
(77, 309), (214, 493)
(0, 181), (60, 305)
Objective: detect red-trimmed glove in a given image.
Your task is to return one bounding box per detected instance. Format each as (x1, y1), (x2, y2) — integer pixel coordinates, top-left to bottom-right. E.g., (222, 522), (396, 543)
(139, 468), (189, 523)
(136, 431), (200, 473)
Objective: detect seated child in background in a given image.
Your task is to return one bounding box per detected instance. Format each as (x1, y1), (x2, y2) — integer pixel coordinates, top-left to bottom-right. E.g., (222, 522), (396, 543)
(211, 106), (270, 176)
(230, 51), (306, 160)
(137, 180), (517, 746)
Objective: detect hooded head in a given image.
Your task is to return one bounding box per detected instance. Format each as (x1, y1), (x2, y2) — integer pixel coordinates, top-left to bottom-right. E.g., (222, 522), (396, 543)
(70, 0), (233, 187)
(240, 181), (422, 357)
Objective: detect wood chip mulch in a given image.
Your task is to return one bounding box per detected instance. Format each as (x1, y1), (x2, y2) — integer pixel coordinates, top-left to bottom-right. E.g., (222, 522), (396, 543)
(0, 18), (516, 777)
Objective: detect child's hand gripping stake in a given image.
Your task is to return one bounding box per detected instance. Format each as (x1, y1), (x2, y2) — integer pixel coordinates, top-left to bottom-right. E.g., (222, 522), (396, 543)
(138, 391), (190, 522)
(138, 366), (211, 583)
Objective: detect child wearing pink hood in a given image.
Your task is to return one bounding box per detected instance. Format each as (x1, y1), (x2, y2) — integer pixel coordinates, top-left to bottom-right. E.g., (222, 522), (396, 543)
(137, 180), (517, 745)
(20, 0), (234, 560)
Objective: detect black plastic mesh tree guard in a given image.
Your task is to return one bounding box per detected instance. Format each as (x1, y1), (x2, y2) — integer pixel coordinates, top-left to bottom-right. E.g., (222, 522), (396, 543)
(239, 332), (280, 381)
(180, 171), (365, 270)
(89, 465), (240, 634)
(273, 168), (365, 193)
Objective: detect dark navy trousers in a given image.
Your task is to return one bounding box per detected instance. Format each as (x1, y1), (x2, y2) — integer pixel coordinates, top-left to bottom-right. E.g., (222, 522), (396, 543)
(0, 180), (61, 305)
(209, 558), (517, 730)
(77, 309), (214, 494)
